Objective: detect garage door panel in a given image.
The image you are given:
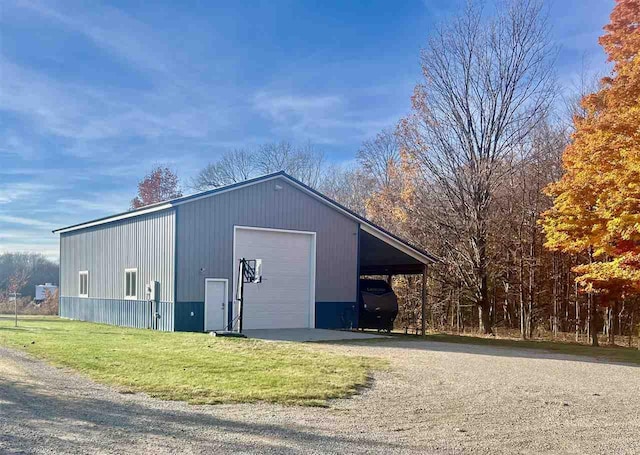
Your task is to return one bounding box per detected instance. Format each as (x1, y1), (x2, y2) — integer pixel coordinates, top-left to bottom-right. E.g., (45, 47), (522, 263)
(234, 228), (315, 330)
(243, 308), (309, 323)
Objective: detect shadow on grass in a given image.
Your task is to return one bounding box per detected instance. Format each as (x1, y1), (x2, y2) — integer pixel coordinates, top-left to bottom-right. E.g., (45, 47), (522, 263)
(0, 315), (63, 321)
(0, 371), (403, 454)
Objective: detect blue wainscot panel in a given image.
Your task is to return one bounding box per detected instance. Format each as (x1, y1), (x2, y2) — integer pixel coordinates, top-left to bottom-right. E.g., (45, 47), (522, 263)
(59, 296), (174, 331)
(174, 302), (205, 332)
(315, 302), (358, 329)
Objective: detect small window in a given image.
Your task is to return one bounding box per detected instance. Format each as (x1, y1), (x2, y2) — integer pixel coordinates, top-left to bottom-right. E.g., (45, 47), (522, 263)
(125, 268), (137, 299)
(79, 271), (89, 298)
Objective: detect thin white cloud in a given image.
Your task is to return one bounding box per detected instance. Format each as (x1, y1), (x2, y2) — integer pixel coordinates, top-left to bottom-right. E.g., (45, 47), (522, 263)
(0, 134), (39, 160)
(0, 215), (57, 229)
(252, 90), (402, 144)
(253, 92), (343, 121)
(16, 0), (170, 74)
(57, 197), (128, 214)
(0, 167), (53, 176)
(0, 182), (55, 204)
(0, 242), (59, 261)
(0, 59), (226, 148)
(0, 232), (23, 240)
(1, 1), (237, 156)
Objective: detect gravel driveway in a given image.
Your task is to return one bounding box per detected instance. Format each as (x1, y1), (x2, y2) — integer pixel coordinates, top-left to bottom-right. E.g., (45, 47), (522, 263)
(1, 340), (638, 454)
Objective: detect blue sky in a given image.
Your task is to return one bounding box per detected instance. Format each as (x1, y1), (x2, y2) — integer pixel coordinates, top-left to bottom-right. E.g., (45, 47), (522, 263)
(0, 0), (614, 260)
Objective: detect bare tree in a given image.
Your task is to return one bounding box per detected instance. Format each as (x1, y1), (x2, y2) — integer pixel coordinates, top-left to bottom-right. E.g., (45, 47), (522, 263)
(6, 268), (31, 327)
(255, 141), (325, 188)
(397, 0), (556, 333)
(192, 141), (326, 191)
(0, 252), (58, 299)
(562, 55), (602, 131)
(191, 149), (256, 190)
(320, 165), (372, 216)
(357, 129), (399, 190)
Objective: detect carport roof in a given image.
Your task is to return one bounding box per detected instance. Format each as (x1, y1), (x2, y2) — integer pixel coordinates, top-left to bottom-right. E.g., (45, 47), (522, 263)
(359, 230), (427, 275)
(53, 171), (439, 265)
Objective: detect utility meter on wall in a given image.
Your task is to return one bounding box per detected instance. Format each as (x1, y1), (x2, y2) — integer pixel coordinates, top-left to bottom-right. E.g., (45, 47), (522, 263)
(145, 281), (159, 302)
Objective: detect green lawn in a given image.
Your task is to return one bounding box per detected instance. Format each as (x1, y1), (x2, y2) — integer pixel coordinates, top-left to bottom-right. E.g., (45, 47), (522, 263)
(359, 330), (640, 366)
(0, 316), (381, 406)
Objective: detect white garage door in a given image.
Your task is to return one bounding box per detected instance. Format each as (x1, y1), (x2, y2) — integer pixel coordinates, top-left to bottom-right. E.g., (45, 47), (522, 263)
(234, 227), (316, 329)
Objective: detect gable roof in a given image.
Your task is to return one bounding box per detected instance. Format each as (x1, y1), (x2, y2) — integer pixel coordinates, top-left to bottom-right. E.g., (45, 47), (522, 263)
(53, 171), (438, 265)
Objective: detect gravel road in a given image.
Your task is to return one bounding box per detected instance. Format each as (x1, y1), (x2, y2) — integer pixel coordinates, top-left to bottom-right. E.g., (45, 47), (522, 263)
(1, 340), (638, 454)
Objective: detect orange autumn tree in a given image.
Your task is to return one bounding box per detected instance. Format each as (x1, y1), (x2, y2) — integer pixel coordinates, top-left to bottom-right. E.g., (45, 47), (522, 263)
(131, 166), (182, 209)
(541, 0), (640, 344)
(364, 150), (430, 331)
(364, 158), (412, 232)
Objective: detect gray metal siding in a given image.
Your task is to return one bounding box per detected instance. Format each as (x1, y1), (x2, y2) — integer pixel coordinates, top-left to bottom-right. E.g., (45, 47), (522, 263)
(176, 177), (358, 303)
(60, 297), (174, 331)
(60, 209), (175, 303)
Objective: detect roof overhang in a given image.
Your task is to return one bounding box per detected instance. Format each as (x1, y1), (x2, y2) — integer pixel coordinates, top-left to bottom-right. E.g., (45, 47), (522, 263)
(360, 224), (430, 265)
(53, 203), (173, 234)
(358, 229), (428, 275)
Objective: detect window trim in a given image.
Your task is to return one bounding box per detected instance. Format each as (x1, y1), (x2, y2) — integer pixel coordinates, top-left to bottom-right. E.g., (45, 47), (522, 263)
(79, 271), (89, 298)
(124, 268), (138, 300)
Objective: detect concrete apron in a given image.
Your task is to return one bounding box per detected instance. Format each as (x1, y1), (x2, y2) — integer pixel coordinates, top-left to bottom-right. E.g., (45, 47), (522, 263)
(241, 328), (388, 342)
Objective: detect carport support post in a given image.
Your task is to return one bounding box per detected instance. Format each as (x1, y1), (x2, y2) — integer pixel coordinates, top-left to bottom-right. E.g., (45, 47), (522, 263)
(237, 259), (245, 334)
(421, 265), (428, 336)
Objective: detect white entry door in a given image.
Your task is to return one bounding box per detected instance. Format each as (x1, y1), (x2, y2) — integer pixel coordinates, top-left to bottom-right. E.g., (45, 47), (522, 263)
(234, 226), (316, 330)
(205, 279), (227, 331)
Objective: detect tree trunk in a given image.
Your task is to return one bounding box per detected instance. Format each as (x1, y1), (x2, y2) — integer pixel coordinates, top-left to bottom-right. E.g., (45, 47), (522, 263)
(528, 225), (536, 339)
(587, 295), (591, 341)
(421, 265), (428, 336)
(588, 248), (598, 347)
(589, 295), (599, 347)
(564, 261), (570, 333)
(618, 302), (624, 336)
(519, 252), (526, 339)
(575, 281), (580, 342)
(477, 234), (492, 335)
(629, 306), (635, 348)
(552, 254), (558, 338)
(479, 303), (492, 335)
(503, 281), (511, 328)
(608, 304), (615, 345)
(457, 285), (461, 334)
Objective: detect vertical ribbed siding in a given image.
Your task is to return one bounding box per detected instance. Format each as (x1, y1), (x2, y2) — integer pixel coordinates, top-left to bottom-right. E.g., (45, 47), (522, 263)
(173, 302), (205, 332)
(60, 297), (174, 331)
(176, 177), (358, 303)
(60, 209), (175, 304)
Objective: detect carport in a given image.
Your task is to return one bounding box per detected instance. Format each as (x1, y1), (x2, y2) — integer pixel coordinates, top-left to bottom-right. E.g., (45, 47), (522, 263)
(358, 226), (438, 334)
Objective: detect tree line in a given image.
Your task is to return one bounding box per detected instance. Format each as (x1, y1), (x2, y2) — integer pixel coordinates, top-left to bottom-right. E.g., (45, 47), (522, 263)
(0, 252), (59, 300)
(130, 0), (639, 346)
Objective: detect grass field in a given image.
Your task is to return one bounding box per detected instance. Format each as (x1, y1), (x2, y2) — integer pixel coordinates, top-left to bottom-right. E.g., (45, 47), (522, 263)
(0, 316), (381, 405)
(356, 330), (640, 366)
